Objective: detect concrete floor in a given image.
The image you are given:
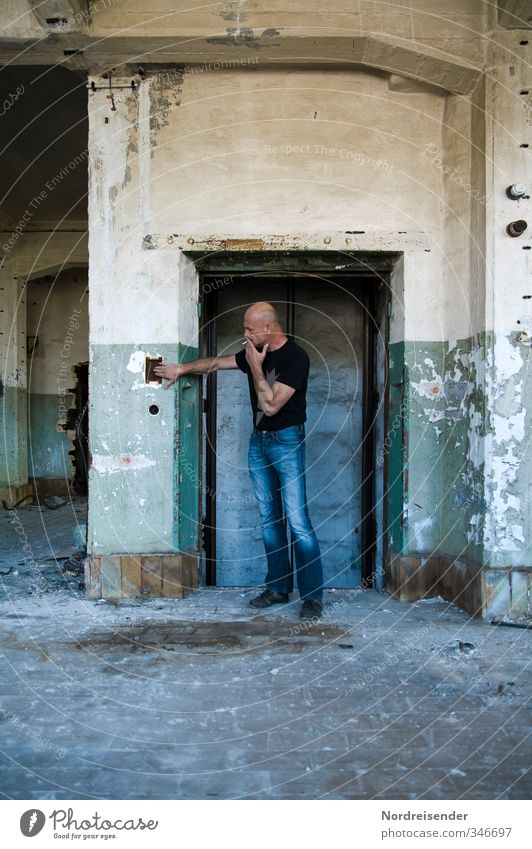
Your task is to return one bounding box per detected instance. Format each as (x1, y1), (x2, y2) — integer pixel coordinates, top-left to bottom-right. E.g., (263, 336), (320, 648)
(0, 501), (530, 800)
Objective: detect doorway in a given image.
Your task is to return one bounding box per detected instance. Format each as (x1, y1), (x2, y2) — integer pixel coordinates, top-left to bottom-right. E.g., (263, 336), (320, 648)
(198, 257), (390, 592)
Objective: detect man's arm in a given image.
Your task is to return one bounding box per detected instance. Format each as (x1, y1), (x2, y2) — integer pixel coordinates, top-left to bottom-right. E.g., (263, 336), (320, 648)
(251, 375), (296, 417)
(153, 354), (238, 388)
(244, 342), (296, 416)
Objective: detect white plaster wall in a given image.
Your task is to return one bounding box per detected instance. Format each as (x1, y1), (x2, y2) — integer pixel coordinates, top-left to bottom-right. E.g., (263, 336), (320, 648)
(150, 69), (442, 233)
(488, 32), (532, 335)
(440, 94), (476, 341)
(86, 66), (492, 344)
(88, 82), (188, 345)
(144, 67), (480, 343)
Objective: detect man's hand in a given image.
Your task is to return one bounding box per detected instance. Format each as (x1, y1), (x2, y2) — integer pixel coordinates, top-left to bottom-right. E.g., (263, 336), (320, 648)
(245, 340), (269, 372)
(153, 362), (183, 388)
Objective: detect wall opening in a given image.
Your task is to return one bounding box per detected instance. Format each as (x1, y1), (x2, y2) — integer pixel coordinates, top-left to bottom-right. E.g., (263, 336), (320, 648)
(26, 268), (88, 498)
(190, 250), (398, 592)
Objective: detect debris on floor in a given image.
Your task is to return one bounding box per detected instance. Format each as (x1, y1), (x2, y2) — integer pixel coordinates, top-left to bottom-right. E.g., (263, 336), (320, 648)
(0, 501), (530, 800)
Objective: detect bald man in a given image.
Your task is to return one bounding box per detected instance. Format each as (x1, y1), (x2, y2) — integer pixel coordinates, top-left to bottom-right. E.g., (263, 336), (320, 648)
(154, 302), (324, 620)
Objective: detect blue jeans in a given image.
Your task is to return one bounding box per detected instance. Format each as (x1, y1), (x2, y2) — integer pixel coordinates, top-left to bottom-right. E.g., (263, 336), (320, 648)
(248, 424), (323, 601)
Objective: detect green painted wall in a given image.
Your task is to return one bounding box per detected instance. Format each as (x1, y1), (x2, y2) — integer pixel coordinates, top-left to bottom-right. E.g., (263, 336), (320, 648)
(386, 342), (407, 556)
(0, 385), (27, 487)
(85, 329), (530, 598)
(406, 339), (470, 559)
(388, 335), (488, 566)
(88, 342), (199, 557)
(174, 343), (201, 553)
(27, 393), (74, 479)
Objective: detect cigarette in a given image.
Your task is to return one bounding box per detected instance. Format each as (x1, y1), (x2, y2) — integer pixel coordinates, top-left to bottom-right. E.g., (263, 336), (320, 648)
(242, 340), (248, 345)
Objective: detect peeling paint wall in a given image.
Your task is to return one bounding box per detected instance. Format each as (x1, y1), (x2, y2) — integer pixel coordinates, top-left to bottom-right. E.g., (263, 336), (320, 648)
(87, 79), (199, 555)
(86, 63), (485, 574)
(82, 19), (532, 614)
(482, 31), (532, 583)
(397, 29), (532, 618)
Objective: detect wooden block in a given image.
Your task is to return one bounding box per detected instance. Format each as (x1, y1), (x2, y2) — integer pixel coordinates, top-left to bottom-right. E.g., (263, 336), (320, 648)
(100, 555), (122, 598)
(161, 556), (186, 598)
(84, 556), (102, 599)
(85, 553), (199, 600)
(423, 555), (441, 598)
(120, 556), (142, 597)
(141, 556), (163, 597)
(511, 571), (530, 616)
(441, 556), (482, 618)
(181, 553), (200, 591)
(387, 554), (439, 601)
(397, 554), (422, 600)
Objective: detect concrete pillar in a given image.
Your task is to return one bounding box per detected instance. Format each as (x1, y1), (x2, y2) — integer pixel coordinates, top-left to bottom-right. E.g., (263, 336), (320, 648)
(479, 31), (532, 620)
(84, 73), (201, 599)
(0, 257), (30, 502)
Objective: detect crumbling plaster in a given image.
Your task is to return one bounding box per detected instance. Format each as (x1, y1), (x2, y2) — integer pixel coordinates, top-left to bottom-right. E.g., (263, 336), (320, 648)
(481, 31), (532, 569)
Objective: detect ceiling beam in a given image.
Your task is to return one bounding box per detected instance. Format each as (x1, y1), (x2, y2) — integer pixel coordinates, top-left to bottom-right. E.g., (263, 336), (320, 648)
(0, 33), (482, 95)
(498, 0), (532, 28)
(27, 1), (91, 31)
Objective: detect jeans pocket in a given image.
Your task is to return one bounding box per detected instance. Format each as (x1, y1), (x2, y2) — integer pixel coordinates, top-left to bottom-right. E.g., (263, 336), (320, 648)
(275, 425), (304, 444)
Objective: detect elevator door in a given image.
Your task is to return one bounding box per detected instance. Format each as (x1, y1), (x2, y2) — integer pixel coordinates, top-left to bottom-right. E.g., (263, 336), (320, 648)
(209, 276), (366, 589)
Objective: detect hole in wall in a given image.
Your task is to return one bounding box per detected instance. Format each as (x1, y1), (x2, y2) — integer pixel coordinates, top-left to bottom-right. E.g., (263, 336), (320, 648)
(148, 405), (160, 416)
(145, 355), (163, 384)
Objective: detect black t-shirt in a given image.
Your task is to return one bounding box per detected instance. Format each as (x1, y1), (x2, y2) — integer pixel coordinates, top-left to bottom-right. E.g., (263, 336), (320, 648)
(235, 336), (309, 431)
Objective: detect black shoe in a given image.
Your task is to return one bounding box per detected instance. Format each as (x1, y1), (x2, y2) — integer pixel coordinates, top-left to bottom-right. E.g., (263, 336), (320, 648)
(249, 589), (289, 609)
(299, 599), (323, 620)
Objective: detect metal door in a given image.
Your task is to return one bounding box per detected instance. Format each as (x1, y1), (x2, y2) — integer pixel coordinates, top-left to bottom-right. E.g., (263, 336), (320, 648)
(205, 275), (366, 589)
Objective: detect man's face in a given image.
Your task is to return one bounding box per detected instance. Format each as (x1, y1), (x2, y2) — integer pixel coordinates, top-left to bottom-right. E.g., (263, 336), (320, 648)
(243, 315), (269, 349)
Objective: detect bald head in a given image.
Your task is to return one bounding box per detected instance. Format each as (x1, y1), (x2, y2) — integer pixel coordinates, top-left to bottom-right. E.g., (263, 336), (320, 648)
(243, 302), (287, 351)
(244, 302), (281, 328)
